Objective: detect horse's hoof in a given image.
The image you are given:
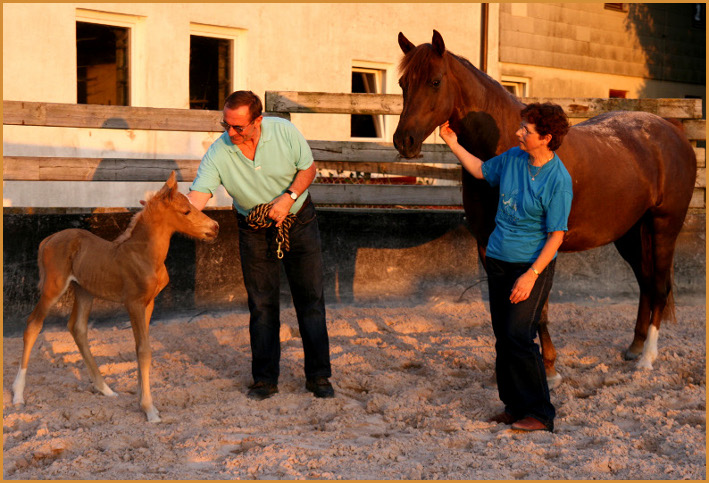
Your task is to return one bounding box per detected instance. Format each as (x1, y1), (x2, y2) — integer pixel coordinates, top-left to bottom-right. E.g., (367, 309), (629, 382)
(145, 408), (161, 423)
(12, 395), (24, 405)
(547, 373), (562, 390)
(624, 349), (641, 361)
(99, 386), (117, 397)
(636, 358), (654, 371)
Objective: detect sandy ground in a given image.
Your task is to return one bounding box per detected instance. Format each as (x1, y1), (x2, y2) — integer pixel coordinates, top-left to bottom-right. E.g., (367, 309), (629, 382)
(2, 294), (705, 480)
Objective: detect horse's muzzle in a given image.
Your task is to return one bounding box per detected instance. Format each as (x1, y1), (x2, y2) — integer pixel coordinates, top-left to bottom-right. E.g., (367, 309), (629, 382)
(393, 130), (423, 159)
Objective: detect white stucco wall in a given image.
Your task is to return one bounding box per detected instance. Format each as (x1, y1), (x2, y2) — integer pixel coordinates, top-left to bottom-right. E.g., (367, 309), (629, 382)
(3, 3), (486, 207)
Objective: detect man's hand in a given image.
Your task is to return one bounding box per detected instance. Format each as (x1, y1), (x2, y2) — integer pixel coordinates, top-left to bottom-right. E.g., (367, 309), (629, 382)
(268, 194), (295, 227)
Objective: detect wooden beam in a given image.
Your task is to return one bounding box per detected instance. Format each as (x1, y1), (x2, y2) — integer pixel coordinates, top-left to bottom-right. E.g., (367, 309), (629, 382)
(3, 101), (224, 131)
(309, 184), (462, 206)
(3, 157), (200, 181)
(683, 119), (707, 141)
(316, 162), (460, 180)
(265, 91), (704, 119)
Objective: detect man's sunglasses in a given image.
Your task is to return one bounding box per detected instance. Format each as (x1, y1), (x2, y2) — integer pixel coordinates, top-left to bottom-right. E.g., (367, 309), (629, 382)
(220, 119), (254, 133)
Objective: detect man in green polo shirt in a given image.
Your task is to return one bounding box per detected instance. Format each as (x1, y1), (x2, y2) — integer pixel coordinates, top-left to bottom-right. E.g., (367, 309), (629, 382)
(188, 90), (333, 400)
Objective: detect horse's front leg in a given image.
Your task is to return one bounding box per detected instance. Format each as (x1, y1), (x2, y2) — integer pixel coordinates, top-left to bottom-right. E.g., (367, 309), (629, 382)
(538, 300), (562, 389)
(127, 299), (160, 423)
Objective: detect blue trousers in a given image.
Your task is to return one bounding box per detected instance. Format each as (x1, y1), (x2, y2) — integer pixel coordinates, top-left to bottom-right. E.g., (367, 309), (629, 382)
(486, 256), (556, 430)
(236, 199), (331, 384)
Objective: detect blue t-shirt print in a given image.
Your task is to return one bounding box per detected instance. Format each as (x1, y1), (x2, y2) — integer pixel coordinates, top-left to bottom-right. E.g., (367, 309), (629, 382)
(481, 147), (573, 263)
(498, 188), (520, 226)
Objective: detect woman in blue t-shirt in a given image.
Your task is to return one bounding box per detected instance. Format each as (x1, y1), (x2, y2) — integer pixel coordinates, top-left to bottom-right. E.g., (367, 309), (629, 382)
(440, 102), (572, 433)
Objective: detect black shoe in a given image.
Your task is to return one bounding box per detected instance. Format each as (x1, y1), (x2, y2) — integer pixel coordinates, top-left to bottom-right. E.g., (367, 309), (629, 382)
(306, 377), (335, 398)
(247, 381), (278, 400)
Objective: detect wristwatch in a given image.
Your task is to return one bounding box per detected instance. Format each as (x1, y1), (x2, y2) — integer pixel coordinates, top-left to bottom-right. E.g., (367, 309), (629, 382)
(285, 189), (298, 201)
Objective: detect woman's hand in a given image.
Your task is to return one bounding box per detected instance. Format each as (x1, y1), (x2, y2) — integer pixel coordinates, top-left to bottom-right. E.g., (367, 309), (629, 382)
(510, 269), (537, 304)
(439, 121), (458, 146)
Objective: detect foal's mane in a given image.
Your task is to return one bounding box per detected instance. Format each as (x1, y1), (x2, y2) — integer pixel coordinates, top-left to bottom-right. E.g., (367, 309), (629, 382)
(113, 208), (145, 244)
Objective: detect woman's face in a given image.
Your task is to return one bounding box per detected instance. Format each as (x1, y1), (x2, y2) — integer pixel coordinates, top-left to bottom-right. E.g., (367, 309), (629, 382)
(516, 121), (550, 153)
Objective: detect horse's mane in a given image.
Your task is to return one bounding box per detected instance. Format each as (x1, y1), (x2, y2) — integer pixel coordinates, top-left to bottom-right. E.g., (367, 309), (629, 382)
(113, 208), (145, 244)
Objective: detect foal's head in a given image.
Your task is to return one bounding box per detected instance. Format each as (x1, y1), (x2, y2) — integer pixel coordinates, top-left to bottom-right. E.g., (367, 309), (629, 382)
(394, 30), (457, 158)
(148, 171), (219, 242)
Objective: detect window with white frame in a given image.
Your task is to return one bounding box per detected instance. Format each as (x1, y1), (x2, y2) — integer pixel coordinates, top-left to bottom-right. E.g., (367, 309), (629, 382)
(75, 9), (145, 106)
(351, 66), (386, 139)
(190, 36), (232, 110)
(76, 21), (130, 106)
(501, 76), (530, 98)
(189, 24), (245, 110)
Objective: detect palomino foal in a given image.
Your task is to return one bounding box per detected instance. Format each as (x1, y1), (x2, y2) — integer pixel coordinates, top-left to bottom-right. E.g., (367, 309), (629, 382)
(12, 171), (219, 422)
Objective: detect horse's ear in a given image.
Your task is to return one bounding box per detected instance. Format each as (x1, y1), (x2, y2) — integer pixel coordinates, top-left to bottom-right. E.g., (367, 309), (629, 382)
(432, 30), (445, 56)
(398, 32), (416, 54)
(158, 171), (178, 200)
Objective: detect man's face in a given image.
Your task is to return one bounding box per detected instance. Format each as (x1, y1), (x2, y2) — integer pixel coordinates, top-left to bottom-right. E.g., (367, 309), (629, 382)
(222, 105), (261, 144)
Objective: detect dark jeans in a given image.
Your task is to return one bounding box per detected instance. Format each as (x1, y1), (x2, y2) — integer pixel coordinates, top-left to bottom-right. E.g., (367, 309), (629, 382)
(486, 256), (556, 430)
(236, 199), (331, 384)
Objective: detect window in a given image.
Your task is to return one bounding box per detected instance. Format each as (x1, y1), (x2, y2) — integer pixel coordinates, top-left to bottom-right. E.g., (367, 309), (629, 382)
(190, 35), (232, 110)
(501, 76), (529, 97)
(76, 21), (130, 105)
(604, 3), (628, 12)
(609, 89), (628, 98)
(351, 67), (385, 139)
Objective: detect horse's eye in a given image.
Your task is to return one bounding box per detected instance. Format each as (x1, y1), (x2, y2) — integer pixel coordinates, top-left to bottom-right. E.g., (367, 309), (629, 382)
(432, 79), (441, 88)
(183, 209), (191, 216)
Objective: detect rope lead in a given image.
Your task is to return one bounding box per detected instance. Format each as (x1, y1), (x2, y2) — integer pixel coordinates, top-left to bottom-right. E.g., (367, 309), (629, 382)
(245, 203), (297, 259)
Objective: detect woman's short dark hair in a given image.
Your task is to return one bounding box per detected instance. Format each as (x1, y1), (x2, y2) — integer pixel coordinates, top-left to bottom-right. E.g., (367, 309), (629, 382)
(521, 102), (570, 151)
(224, 90), (263, 121)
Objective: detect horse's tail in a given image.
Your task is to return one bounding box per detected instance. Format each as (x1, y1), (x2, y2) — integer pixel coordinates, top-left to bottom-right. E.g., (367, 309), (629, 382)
(36, 237), (50, 292)
(662, 284), (677, 324)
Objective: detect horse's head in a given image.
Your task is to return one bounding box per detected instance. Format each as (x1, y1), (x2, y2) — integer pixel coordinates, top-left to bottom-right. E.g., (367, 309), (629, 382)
(153, 171), (219, 242)
(394, 30), (457, 158)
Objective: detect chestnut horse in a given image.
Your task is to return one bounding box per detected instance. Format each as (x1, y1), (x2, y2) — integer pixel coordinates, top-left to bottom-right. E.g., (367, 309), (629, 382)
(393, 31), (696, 387)
(12, 172), (219, 422)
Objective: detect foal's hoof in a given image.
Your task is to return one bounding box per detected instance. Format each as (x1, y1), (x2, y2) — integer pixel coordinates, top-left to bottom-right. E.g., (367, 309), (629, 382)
(12, 394), (24, 405)
(145, 407), (161, 423)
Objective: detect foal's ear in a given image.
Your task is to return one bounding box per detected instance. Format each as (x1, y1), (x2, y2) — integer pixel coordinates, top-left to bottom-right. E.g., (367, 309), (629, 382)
(398, 32), (416, 54)
(158, 170), (178, 200)
(432, 30), (445, 56)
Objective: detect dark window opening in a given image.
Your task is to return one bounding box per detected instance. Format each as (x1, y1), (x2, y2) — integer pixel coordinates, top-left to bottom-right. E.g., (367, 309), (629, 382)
(76, 22), (130, 106)
(609, 89), (628, 98)
(604, 3), (627, 12)
(351, 70), (382, 138)
(190, 35), (232, 110)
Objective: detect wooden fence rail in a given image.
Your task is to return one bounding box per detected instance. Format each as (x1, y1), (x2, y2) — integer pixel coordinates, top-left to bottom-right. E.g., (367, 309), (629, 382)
(3, 95), (706, 210)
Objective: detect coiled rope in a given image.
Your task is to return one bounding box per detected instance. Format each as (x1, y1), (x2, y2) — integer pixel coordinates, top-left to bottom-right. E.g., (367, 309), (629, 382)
(245, 202), (297, 259)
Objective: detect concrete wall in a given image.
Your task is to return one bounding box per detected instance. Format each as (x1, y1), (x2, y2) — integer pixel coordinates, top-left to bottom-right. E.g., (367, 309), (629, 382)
(3, 209), (705, 336)
(499, 3), (706, 101)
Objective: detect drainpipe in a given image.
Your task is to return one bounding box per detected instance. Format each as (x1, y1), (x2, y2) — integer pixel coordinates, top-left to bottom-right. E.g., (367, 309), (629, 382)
(480, 3), (489, 73)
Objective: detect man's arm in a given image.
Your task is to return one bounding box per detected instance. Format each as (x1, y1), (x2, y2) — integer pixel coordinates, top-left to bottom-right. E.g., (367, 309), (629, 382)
(187, 190), (213, 211)
(269, 163), (317, 226)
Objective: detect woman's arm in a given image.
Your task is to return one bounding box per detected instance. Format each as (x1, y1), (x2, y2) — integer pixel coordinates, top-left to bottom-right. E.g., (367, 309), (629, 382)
(439, 121), (485, 179)
(509, 231), (565, 304)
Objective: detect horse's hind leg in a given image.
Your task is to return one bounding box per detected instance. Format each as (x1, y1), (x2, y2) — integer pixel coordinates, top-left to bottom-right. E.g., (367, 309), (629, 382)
(12, 266), (74, 404)
(68, 285), (116, 397)
(613, 220), (653, 362)
(634, 214), (683, 370)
